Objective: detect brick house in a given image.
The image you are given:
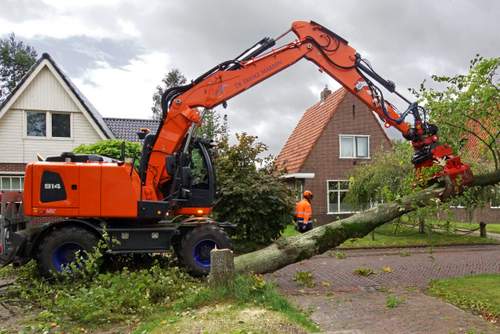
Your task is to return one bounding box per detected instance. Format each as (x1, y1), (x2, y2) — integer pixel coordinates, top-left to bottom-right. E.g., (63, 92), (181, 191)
(444, 119), (499, 223)
(0, 53), (159, 192)
(276, 86), (392, 224)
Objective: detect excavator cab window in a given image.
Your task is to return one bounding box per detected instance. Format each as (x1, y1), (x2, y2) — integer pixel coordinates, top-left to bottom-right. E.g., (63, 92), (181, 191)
(183, 140), (216, 207)
(190, 148), (209, 189)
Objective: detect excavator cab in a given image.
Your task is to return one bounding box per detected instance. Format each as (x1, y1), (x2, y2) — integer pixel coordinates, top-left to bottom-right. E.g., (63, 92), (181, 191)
(162, 138), (217, 210)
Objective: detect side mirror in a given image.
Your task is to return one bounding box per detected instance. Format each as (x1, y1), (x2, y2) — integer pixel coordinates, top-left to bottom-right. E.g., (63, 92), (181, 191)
(166, 155), (176, 175)
(181, 188), (191, 199)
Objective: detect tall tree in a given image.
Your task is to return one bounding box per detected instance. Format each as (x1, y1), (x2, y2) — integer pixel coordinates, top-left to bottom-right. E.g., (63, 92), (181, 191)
(152, 68), (187, 119)
(195, 108), (228, 142)
(0, 33), (38, 102)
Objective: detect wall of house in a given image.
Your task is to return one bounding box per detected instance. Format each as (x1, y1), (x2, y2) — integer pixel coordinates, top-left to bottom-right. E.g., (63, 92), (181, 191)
(13, 66), (79, 112)
(438, 207), (499, 224)
(299, 93), (392, 225)
(0, 66), (103, 167)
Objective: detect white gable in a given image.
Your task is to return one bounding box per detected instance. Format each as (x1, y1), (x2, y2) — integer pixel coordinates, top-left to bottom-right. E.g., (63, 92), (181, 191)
(0, 56), (111, 165)
(13, 66), (79, 112)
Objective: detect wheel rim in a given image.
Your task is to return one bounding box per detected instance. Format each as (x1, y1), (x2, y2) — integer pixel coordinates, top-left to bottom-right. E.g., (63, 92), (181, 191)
(192, 239), (217, 268)
(51, 242), (85, 272)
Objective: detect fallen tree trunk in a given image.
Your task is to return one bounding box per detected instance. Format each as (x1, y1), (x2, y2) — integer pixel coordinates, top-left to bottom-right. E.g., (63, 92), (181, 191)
(234, 170), (500, 274)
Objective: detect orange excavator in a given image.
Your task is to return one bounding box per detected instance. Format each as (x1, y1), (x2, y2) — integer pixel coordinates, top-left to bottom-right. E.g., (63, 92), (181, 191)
(0, 21), (472, 276)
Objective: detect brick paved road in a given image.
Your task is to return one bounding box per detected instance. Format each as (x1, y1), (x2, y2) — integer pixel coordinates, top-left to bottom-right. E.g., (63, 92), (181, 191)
(270, 245), (500, 292)
(269, 245), (500, 334)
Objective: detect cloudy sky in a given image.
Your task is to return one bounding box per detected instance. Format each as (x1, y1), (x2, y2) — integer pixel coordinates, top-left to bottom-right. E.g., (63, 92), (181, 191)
(1, 0), (498, 154)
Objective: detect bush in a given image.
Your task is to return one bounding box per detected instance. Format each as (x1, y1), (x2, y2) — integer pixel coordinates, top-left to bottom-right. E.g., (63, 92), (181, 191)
(213, 133), (294, 244)
(73, 139), (141, 160)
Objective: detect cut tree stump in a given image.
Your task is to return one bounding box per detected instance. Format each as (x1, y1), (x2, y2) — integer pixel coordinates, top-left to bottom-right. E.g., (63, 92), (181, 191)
(208, 248), (235, 288)
(234, 170), (500, 274)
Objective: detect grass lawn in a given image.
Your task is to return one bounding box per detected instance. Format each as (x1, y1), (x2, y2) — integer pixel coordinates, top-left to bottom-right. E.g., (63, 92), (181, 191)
(450, 222), (500, 234)
(339, 223), (498, 248)
(428, 274), (500, 322)
(282, 224), (300, 238)
(281, 223), (498, 248)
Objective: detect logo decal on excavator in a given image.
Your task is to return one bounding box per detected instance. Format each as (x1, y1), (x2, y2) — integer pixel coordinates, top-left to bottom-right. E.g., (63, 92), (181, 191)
(354, 80), (368, 91)
(234, 60), (283, 89)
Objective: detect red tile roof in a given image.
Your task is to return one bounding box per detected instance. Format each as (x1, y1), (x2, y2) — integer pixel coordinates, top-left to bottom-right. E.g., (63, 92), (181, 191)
(275, 87), (347, 173)
(462, 118), (496, 163)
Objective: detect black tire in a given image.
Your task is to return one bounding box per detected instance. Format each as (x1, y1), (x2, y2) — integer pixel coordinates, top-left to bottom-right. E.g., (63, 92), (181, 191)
(36, 226), (98, 278)
(180, 225), (232, 276)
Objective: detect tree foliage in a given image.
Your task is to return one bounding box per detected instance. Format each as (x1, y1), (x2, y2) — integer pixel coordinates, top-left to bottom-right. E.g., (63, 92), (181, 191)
(195, 108), (228, 142)
(411, 55), (499, 170)
(73, 140), (142, 161)
(0, 33), (38, 101)
(345, 141), (414, 209)
(213, 133), (294, 244)
(152, 68), (187, 119)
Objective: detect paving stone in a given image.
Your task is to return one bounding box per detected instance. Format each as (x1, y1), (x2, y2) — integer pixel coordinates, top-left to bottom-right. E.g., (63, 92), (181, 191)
(271, 245), (500, 334)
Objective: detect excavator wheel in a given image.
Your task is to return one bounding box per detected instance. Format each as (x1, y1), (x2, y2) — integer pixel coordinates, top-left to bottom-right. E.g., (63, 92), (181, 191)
(179, 224), (232, 276)
(36, 226), (98, 278)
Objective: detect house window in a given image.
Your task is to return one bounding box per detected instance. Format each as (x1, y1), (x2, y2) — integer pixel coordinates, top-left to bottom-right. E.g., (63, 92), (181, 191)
(26, 111), (71, 138)
(339, 135), (370, 158)
(52, 113), (71, 137)
(327, 180), (353, 214)
(26, 112), (46, 137)
(294, 179), (304, 201)
(0, 176), (24, 191)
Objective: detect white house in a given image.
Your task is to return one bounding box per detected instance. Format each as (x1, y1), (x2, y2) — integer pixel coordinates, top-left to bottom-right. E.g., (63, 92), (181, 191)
(0, 53), (116, 191)
(0, 53), (163, 193)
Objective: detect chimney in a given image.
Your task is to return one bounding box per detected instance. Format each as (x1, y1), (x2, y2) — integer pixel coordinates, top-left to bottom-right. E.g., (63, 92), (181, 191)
(320, 85), (331, 102)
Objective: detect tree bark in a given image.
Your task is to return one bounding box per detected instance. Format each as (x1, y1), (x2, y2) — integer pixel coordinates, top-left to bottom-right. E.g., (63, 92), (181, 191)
(208, 248), (235, 287)
(234, 170), (500, 274)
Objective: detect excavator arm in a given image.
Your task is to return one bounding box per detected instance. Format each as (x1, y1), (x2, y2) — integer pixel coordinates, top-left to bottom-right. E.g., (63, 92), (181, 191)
(143, 20), (472, 201)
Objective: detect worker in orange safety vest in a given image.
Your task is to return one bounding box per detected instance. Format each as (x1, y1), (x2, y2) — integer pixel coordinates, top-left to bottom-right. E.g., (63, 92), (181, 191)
(295, 190), (313, 233)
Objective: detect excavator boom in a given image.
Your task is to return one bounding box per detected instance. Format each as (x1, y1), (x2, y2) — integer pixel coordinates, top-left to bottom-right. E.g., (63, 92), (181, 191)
(144, 20), (471, 200)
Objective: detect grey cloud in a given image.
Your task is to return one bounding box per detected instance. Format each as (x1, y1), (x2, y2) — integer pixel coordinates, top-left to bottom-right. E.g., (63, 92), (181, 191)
(3, 0), (499, 155)
(0, 0), (51, 21)
(26, 36), (144, 77)
(117, 0), (499, 154)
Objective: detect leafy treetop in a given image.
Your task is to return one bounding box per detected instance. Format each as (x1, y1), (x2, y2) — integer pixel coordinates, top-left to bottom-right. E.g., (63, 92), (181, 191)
(152, 68), (187, 119)
(0, 33), (38, 102)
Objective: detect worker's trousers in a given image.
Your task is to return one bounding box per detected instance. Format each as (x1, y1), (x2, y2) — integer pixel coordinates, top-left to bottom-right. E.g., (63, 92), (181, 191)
(296, 219), (313, 233)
